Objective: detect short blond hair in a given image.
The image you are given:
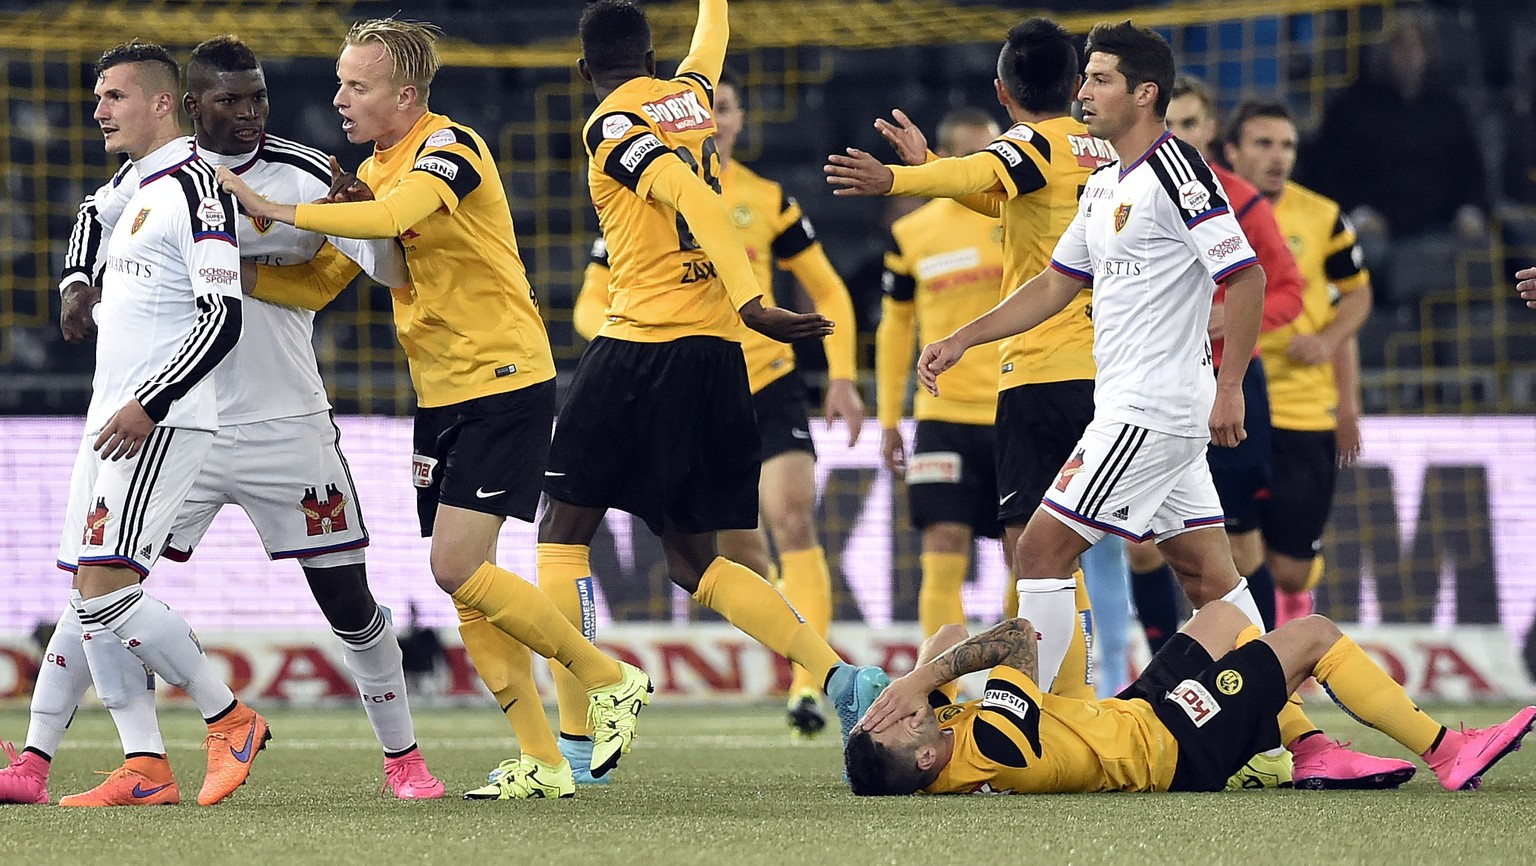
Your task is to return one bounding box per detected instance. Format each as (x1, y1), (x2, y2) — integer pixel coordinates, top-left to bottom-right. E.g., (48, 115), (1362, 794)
(345, 18), (442, 101)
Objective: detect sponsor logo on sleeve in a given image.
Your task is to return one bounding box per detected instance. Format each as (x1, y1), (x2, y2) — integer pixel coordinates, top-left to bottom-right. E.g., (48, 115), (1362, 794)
(1207, 236), (1244, 261)
(197, 197), (227, 228)
(425, 128), (457, 148)
(985, 140), (1023, 167)
(619, 135), (663, 172)
(1167, 679), (1222, 726)
(1178, 180), (1211, 211)
(411, 453), (438, 488)
(602, 114), (635, 140)
(1002, 123), (1034, 143)
(198, 267), (239, 285)
(414, 155), (459, 182)
(982, 686), (1032, 719)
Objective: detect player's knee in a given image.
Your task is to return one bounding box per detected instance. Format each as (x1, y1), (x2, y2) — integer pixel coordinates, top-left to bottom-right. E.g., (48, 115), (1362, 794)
(302, 564), (378, 633)
(922, 523), (970, 555)
(1268, 554), (1313, 593)
(1194, 599), (1248, 633)
(1293, 613), (1342, 651)
(763, 499), (816, 551)
(1127, 539), (1165, 572)
(428, 549), (477, 594)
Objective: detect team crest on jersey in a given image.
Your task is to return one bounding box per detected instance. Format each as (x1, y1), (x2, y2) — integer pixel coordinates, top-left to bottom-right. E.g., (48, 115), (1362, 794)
(131, 208), (151, 235)
(83, 497), (110, 545)
(1113, 202), (1132, 233)
(1216, 669), (1243, 695)
(298, 484), (348, 536)
(639, 90), (713, 133)
(937, 705), (964, 724)
(1055, 449), (1085, 492)
(248, 214), (274, 234)
(730, 205), (753, 228)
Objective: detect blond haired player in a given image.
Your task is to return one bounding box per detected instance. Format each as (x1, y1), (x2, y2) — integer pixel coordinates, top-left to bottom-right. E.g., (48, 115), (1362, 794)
(217, 18), (649, 800)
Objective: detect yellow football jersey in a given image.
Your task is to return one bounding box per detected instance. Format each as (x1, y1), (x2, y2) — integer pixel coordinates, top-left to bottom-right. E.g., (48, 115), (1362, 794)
(577, 158), (857, 393)
(1262, 181), (1370, 431)
(583, 70), (745, 342)
(890, 116), (1112, 390)
(879, 198), (1003, 426)
(923, 666), (1179, 795)
(299, 111), (554, 408)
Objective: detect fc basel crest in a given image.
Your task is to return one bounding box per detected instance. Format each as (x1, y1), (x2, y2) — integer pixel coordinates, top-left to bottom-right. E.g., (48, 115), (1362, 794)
(249, 214), (275, 234)
(1113, 202), (1132, 233)
(131, 208), (151, 235)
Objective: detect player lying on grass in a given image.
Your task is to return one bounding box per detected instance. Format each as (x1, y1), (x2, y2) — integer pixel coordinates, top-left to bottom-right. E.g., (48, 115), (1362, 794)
(845, 603), (1535, 795)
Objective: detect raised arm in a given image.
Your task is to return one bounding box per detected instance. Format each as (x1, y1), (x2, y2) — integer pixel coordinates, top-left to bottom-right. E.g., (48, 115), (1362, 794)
(676, 0), (729, 85)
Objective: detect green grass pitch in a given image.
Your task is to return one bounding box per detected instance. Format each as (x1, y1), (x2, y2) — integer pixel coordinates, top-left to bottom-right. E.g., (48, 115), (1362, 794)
(2, 703), (1534, 865)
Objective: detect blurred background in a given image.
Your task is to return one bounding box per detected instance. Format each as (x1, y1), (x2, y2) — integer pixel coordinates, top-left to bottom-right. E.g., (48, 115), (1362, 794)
(1, 0), (1534, 704)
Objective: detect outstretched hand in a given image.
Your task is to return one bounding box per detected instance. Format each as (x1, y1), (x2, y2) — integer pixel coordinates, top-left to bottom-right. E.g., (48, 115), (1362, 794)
(739, 297), (833, 343)
(323, 155), (373, 203)
(874, 109), (929, 166)
(824, 148), (895, 196)
(215, 165), (268, 217)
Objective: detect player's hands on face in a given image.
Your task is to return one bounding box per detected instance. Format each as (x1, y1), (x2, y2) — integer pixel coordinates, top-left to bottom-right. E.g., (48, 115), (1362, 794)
(881, 427), (907, 477)
(1285, 332), (1333, 366)
(824, 148), (896, 196)
(856, 668), (937, 735)
(874, 109), (929, 167)
(917, 336), (968, 396)
(1335, 413), (1362, 467)
(739, 296), (833, 343)
(60, 282), (100, 343)
(323, 155), (374, 203)
(1207, 300), (1226, 342)
(1517, 267), (1536, 309)
(824, 379), (865, 447)
(94, 399), (154, 461)
(215, 165), (269, 217)
(1208, 384), (1246, 448)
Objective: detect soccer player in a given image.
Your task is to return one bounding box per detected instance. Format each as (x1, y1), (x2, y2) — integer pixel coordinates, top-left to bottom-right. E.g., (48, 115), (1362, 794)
(571, 67), (864, 740)
(1222, 100), (1372, 625)
(875, 107), (1006, 646)
(844, 604), (1535, 795)
(1126, 75), (1307, 641)
(3, 35), (444, 804)
(825, 18), (1117, 702)
(215, 18), (648, 800)
(7, 42), (264, 808)
(914, 21), (1409, 790)
(535, 0), (887, 769)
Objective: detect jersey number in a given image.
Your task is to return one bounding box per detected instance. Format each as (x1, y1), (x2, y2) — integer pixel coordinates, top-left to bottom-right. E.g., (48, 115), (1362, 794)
(672, 135), (722, 252)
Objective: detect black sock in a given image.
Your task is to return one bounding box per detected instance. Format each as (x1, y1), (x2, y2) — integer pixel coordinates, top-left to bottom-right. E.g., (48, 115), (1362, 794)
(1132, 564), (1181, 654)
(1244, 563), (1278, 631)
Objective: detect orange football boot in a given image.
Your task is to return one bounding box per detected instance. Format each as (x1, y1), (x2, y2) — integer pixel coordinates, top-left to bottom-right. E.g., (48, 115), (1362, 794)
(198, 702), (272, 806)
(59, 755), (179, 807)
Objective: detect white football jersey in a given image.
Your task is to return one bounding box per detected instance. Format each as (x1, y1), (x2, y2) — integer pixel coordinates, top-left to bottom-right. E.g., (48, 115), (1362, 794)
(64, 135), (407, 425)
(89, 138), (242, 434)
(1049, 132), (1258, 437)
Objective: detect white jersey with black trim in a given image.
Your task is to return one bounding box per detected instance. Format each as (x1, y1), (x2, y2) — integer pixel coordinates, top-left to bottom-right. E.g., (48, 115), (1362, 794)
(1049, 132), (1258, 438)
(66, 135), (407, 425)
(89, 137), (243, 434)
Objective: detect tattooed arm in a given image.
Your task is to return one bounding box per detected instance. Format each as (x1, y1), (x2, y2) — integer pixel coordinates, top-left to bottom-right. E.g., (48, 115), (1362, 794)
(856, 618), (1038, 734)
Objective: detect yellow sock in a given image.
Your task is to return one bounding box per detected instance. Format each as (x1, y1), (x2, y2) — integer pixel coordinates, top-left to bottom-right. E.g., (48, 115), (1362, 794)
(918, 551), (968, 638)
(693, 557), (843, 690)
(537, 543), (596, 737)
(1002, 563), (1020, 619)
(1052, 569), (1095, 700)
(452, 562), (621, 690)
(1229, 623), (1317, 744)
(1314, 634), (1443, 754)
(778, 546), (833, 695)
(454, 602), (562, 765)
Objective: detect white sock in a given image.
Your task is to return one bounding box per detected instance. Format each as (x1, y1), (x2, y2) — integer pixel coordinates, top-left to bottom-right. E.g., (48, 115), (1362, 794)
(76, 591), (165, 756)
(334, 608), (417, 755)
(24, 602), (93, 761)
(1016, 577), (1079, 691)
(1220, 577), (1266, 632)
(79, 585), (234, 720)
